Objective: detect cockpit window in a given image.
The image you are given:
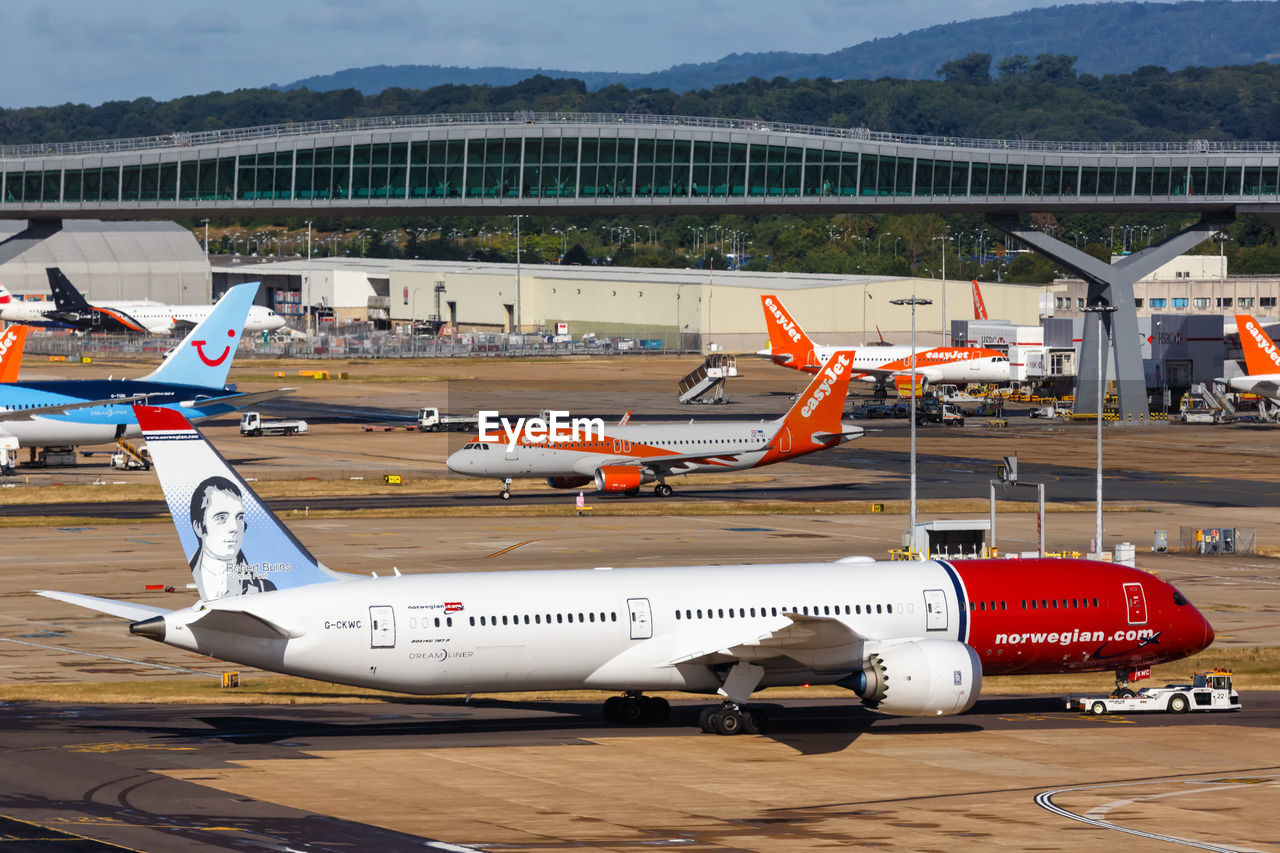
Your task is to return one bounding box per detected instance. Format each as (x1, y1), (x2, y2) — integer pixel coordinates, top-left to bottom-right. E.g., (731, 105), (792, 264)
(1172, 590), (1190, 606)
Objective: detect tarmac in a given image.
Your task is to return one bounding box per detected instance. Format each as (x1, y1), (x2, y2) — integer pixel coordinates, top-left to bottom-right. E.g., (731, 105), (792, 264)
(2, 353), (1279, 851)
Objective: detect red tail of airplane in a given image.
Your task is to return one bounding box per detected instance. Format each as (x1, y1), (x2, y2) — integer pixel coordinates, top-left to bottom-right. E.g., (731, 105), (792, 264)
(0, 324), (28, 383)
(760, 294), (820, 370)
(1236, 314), (1280, 376)
(971, 280), (989, 320)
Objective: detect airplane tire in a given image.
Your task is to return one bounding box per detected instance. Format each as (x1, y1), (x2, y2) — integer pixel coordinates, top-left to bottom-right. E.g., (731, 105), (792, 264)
(500, 490), (511, 500)
(640, 696), (670, 723)
(619, 698), (645, 724)
(714, 708), (744, 736)
(744, 707), (768, 734)
(655, 484), (673, 497)
(603, 696), (624, 723)
(698, 706), (718, 733)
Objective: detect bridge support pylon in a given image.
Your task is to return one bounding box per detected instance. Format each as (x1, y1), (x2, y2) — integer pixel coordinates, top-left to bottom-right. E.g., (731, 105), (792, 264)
(986, 214), (1232, 425)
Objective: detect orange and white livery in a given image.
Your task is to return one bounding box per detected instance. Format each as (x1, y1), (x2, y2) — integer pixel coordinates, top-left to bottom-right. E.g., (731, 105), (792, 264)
(757, 294), (1010, 390)
(447, 351), (861, 499)
(0, 325), (28, 383)
(1223, 314), (1280, 403)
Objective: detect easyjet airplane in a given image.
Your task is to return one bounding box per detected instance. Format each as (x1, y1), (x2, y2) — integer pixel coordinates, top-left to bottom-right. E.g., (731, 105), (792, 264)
(39, 404), (1216, 734)
(757, 294), (1010, 391)
(1223, 313), (1280, 403)
(448, 350), (862, 499)
(0, 324), (29, 382)
(971, 279), (989, 320)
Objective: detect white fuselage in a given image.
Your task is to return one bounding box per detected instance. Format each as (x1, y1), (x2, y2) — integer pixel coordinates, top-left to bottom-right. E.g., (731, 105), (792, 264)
(157, 560), (958, 695)
(1226, 374), (1280, 401)
(761, 344), (1011, 385)
(448, 419), (784, 479)
(0, 300), (283, 334)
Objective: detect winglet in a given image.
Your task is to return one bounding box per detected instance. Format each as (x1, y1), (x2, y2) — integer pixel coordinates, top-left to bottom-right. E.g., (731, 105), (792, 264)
(0, 324), (29, 382)
(1236, 314), (1280, 376)
(760, 294), (818, 369)
(134, 404), (347, 600)
(140, 282), (260, 387)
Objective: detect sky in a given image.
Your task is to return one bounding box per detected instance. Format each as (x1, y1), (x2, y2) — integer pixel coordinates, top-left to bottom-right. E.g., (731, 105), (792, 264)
(0, 0), (1184, 109)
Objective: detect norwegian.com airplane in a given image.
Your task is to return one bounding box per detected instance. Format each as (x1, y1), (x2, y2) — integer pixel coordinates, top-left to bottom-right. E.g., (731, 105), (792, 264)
(447, 350), (862, 499)
(757, 294), (1010, 392)
(1222, 313), (1280, 404)
(39, 404), (1215, 734)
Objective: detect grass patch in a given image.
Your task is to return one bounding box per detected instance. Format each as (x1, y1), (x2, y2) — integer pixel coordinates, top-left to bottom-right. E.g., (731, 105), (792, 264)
(5, 647), (1272, 706)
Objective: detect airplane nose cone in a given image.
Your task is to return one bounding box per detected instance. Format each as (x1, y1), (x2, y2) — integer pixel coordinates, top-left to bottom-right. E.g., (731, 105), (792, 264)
(1200, 613), (1216, 652)
(445, 450), (467, 473)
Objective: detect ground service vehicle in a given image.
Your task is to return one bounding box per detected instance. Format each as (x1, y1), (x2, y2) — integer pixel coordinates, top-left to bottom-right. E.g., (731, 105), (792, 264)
(916, 398), (965, 426)
(417, 407), (479, 432)
(240, 412), (309, 437)
(1030, 400), (1073, 419)
(1068, 669), (1241, 714)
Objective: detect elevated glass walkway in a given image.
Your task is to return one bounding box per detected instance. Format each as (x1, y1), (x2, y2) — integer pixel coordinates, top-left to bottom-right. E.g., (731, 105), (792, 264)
(0, 112), (1276, 217)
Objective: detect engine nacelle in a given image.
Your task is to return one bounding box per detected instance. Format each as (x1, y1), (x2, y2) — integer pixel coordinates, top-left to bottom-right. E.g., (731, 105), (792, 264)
(845, 639), (981, 716)
(546, 475), (593, 490)
(593, 465), (649, 493)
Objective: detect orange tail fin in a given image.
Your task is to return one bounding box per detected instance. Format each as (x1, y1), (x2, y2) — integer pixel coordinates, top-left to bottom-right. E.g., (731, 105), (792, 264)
(761, 294), (817, 369)
(971, 280), (988, 320)
(780, 349), (854, 436)
(1236, 314), (1280, 376)
(0, 324), (28, 383)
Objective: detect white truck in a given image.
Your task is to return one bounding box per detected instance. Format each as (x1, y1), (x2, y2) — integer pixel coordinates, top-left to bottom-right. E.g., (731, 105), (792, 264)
(240, 411), (309, 437)
(416, 407), (479, 432)
(1067, 669), (1241, 715)
(0, 436), (17, 476)
(1029, 399), (1074, 419)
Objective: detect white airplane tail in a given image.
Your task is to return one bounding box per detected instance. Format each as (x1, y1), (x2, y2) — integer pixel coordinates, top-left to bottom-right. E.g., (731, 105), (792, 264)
(135, 404), (347, 601)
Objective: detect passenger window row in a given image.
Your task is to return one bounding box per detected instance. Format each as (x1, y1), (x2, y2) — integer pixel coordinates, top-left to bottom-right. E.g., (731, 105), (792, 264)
(1020, 598), (1100, 610)
(469, 611), (618, 627)
(674, 602), (894, 621)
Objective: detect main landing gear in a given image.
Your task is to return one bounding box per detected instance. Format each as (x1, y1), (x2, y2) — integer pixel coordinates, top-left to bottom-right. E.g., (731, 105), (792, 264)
(602, 691), (670, 724)
(653, 482), (673, 497)
(499, 478), (512, 500)
(698, 702), (768, 735)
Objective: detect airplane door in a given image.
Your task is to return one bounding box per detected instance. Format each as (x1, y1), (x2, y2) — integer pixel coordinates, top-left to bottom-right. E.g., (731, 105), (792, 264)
(370, 605), (396, 648)
(1122, 583), (1148, 625)
(923, 589), (948, 631)
(777, 428), (791, 454)
(504, 442), (519, 461)
(626, 598), (653, 640)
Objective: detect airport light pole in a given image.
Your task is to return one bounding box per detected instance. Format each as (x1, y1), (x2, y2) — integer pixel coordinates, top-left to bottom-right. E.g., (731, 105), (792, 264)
(1082, 302), (1116, 557)
(305, 220), (314, 338)
(891, 296), (932, 559)
(511, 214), (526, 335)
(934, 234), (950, 346)
(201, 218), (210, 304)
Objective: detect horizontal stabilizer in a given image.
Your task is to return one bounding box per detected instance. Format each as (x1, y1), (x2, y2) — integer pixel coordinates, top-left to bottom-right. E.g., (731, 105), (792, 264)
(35, 589), (169, 622)
(185, 387), (298, 410)
(0, 393), (150, 422)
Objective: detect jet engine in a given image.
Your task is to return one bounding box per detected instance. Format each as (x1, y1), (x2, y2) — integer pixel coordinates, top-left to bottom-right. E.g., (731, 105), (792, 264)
(593, 465), (649, 493)
(844, 639), (981, 716)
(546, 475), (593, 490)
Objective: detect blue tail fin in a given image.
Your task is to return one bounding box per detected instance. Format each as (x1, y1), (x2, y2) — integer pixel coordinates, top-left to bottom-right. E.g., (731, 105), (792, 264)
(135, 404), (348, 600)
(141, 282), (259, 387)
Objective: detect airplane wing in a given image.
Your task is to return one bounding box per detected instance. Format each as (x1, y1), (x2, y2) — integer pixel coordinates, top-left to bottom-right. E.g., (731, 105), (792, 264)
(670, 612), (864, 668)
(0, 393), (151, 422)
(183, 387), (298, 410)
(35, 589), (170, 621)
(569, 446), (769, 477)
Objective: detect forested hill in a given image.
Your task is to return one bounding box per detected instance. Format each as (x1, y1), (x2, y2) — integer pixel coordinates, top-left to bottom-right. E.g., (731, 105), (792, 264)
(273, 1), (1280, 94)
(5, 59), (1280, 146)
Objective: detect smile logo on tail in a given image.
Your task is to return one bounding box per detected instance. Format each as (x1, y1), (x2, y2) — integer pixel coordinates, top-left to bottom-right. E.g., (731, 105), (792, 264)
(192, 328), (236, 366)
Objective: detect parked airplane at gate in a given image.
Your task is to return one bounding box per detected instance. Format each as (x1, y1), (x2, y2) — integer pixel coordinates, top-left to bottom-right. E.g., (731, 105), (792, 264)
(757, 294), (1010, 391)
(447, 350), (862, 499)
(38, 404), (1216, 734)
(0, 282), (291, 460)
(0, 324), (29, 382)
(43, 268), (285, 335)
(1223, 314), (1280, 404)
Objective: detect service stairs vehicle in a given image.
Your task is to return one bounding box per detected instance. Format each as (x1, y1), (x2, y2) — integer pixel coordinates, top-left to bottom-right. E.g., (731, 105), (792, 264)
(110, 437), (151, 470)
(1184, 382), (1236, 422)
(678, 353), (738, 404)
(1067, 668), (1241, 715)
(240, 411), (309, 437)
(417, 407), (479, 432)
